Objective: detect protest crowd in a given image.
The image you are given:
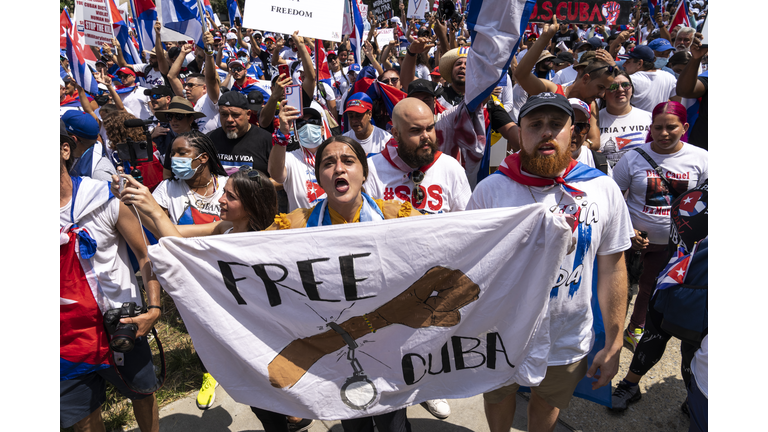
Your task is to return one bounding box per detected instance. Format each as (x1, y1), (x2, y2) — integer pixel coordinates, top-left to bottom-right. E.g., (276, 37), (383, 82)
(59, 0), (708, 431)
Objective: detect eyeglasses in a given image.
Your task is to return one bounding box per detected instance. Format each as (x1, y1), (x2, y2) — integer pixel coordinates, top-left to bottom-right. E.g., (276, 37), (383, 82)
(238, 165), (262, 185)
(411, 170), (425, 206)
(574, 122), (590, 135)
(295, 117), (323, 129)
(607, 82), (632, 92)
(379, 77), (400, 85)
(230, 66), (245, 72)
(167, 113), (191, 121)
(184, 82), (204, 88)
(585, 65), (618, 77)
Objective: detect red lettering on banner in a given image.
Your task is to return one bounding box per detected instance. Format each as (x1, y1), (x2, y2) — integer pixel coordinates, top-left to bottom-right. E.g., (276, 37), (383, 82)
(579, 2), (590, 21)
(540, 1), (553, 21)
(567, 2), (578, 21)
(529, 4), (538, 19)
(556, 2), (568, 20)
(395, 186), (410, 202)
(589, 4), (604, 22)
(427, 185), (443, 211)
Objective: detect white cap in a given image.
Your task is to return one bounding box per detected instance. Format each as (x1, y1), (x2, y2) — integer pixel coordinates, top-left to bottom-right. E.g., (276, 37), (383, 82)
(226, 32), (237, 40)
(568, 98), (591, 120)
(243, 36), (251, 43)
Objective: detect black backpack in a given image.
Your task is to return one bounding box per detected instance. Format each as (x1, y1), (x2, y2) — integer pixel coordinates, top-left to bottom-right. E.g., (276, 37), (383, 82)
(590, 149), (609, 175)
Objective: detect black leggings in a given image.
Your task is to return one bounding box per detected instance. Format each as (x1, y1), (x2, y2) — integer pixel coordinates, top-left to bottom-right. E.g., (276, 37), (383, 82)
(628, 294), (698, 387)
(250, 407), (290, 432)
(340, 408), (411, 432)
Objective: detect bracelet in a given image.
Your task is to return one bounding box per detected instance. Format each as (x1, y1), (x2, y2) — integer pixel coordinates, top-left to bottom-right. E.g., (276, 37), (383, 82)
(407, 49), (417, 57)
(147, 305), (161, 311)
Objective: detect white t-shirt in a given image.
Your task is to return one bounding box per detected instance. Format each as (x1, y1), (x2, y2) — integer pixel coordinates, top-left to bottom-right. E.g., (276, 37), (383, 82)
(284, 148), (326, 212)
(119, 87), (152, 120)
(510, 83), (529, 122)
(314, 81), (336, 111)
(629, 70), (678, 112)
(343, 127), (391, 155)
(612, 142), (708, 244)
(364, 152), (471, 214)
(552, 66), (578, 86)
(690, 334), (708, 398)
(415, 64), (431, 81)
(134, 63), (165, 88)
(152, 175), (228, 225)
(598, 107), (653, 167)
(467, 170), (633, 365)
(330, 69), (351, 101)
(60, 185), (142, 310)
(575, 147), (613, 178)
(194, 93), (221, 134)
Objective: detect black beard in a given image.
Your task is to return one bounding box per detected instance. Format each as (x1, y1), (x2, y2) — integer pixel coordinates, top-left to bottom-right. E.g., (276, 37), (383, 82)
(519, 141), (572, 178)
(397, 137), (438, 169)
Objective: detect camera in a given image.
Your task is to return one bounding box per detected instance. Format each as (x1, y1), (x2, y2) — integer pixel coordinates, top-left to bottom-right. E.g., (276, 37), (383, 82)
(103, 302), (142, 353)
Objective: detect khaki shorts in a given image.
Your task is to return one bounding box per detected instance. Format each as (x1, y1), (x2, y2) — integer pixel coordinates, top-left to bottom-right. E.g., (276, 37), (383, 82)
(483, 357), (588, 410)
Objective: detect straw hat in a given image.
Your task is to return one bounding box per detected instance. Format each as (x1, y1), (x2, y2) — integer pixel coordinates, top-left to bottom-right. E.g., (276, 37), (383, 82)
(439, 46), (470, 84)
(155, 96), (205, 122)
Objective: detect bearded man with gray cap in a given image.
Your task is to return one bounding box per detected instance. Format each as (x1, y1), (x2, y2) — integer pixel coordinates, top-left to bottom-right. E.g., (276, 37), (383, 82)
(469, 92), (632, 432)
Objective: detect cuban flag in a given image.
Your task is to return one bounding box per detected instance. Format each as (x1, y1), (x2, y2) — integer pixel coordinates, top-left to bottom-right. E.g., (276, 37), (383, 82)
(647, 0), (658, 27)
(227, 0), (242, 24)
(348, 0), (365, 68)
(65, 28), (100, 95)
(669, 0), (691, 30)
(464, 0), (535, 112)
(160, 0), (205, 49)
(677, 189), (707, 218)
(60, 8), (72, 49)
(110, 0), (142, 66)
(314, 39), (332, 88)
(655, 244), (695, 291)
(130, 0), (157, 54)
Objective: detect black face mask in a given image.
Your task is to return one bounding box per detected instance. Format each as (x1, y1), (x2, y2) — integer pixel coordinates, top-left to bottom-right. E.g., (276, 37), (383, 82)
(94, 94), (110, 106)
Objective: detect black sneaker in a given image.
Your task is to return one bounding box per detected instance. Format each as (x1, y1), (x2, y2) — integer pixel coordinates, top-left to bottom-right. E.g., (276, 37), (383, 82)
(681, 397), (690, 417)
(611, 381), (641, 411)
(287, 418), (314, 432)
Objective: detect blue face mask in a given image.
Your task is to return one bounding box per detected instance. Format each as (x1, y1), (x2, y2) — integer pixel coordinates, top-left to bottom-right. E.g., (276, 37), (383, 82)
(654, 57), (669, 69)
(297, 124), (323, 148)
(577, 51), (586, 62)
(171, 155), (202, 180)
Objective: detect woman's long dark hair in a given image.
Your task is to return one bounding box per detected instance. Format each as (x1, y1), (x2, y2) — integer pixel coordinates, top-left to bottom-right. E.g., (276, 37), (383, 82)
(175, 130), (228, 177)
(228, 169), (278, 231)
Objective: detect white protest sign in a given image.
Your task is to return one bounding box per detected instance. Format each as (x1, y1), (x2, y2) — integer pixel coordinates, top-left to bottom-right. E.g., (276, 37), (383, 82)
(407, 0), (430, 19)
(148, 206), (572, 419)
(243, 0), (346, 42)
(701, 16), (708, 45)
(360, 3), (368, 17)
(80, 0), (115, 46)
(376, 28), (395, 48)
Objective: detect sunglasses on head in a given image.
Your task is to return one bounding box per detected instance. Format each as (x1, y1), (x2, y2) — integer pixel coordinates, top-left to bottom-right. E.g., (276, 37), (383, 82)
(574, 122), (590, 134)
(295, 117), (323, 129)
(411, 170), (425, 206)
(167, 113), (191, 121)
(585, 64), (618, 77)
(607, 82), (632, 92)
(238, 165), (262, 185)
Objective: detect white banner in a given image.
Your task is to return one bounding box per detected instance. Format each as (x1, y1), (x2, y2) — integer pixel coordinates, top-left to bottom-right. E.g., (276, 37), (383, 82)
(375, 28), (395, 47)
(242, 0), (346, 42)
(407, 0), (430, 19)
(80, 0), (115, 46)
(149, 206), (571, 419)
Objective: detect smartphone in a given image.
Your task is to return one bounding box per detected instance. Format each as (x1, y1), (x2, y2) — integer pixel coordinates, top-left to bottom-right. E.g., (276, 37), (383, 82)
(278, 64), (290, 78)
(284, 84), (303, 117)
(234, 17), (241, 27)
(119, 176), (127, 195)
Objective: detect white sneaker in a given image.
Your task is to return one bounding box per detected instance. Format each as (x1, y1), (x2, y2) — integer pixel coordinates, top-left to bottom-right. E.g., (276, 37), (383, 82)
(422, 398), (451, 419)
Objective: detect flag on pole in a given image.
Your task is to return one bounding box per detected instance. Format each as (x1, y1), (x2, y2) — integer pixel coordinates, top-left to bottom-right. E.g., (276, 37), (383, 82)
(669, 0), (691, 30)
(342, 0), (354, 36)
(203, 0), (215, 22)
(464, 0), (535, 112)
(226, 0), (242, 25)
(348, 0), (365, 66)
(65, 29), (100, 95)
(109, 0), (141, 65)
(647, 0), (658, 27)
(159, 0), (205, 48)
(61, 8), (73, 49)
(130, 0), (157, 54)
(315, 39), (332, 87)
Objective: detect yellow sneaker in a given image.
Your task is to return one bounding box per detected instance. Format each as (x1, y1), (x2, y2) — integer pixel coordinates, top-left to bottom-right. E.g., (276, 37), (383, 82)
(624, 327), (644, 351)
(196, 373), (218, 410)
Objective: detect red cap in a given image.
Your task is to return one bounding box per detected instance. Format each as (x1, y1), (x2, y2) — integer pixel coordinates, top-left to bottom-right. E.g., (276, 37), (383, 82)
(430, 66), (441, 77)
(117, 67), (136, 77)
(344, 98), (373, 114)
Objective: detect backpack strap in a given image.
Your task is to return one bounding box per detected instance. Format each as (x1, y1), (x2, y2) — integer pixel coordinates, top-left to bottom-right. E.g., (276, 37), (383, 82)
(634, 148), (680, 200)
(590, 149), (609, 175)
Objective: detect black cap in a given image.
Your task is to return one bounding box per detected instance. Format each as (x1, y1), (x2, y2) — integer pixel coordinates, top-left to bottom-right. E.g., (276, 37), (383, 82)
(246, 90), (264, 113)
(143, 85), (174, 97)
(517, 92), (574, 124)
(407, 79), (444, 98)
(217, 90), (251, 110)
(552, 52), (574, 65)
(168, 46), (181, 60)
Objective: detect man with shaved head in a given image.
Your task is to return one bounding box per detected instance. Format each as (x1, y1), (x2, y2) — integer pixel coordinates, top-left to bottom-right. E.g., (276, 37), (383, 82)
(363, 98), (472, 214)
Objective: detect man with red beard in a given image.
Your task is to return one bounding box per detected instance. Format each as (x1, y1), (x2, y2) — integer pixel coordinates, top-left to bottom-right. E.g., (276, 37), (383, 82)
(468, 92), (633, 432)
(364, 98), (471, 215)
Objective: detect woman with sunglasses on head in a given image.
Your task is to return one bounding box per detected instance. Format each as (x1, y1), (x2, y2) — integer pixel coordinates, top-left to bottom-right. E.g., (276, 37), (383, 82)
(612, 101), (707, 355)
(153, 96), (204, 178)
(597, 71), (653, 168)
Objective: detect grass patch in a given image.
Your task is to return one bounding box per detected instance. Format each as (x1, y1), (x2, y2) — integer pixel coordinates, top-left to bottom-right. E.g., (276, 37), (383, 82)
(62, 290), (202, 432)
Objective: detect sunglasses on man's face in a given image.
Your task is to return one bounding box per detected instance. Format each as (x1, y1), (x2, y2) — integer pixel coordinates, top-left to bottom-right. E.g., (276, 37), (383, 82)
(150, 94), (168, 100)
(574, 122), (590, 135)
(230, 66), (245, 73)
(168, 113), (191, 121)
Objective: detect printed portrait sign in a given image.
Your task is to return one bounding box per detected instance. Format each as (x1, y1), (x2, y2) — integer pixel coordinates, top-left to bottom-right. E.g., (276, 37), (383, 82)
(243, 0), (346, 42)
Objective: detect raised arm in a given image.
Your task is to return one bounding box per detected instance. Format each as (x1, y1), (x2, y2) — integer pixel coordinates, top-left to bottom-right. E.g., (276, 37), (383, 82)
(433, 18), (450, 57)
(202, 32), (220, 104)
(293, 32), (316, 100)
(676, 33), (707, 98)
(168, 44), (192, 98)
(654, 13), (671, 42)
(260, 73), (293, 130)
(93, 71), (125, 112)
(401, 37), (434, 90)
(75, 83), (101, 124)
(363, 40), (385, 77)
(268, 105), (302, 183)
(154, 22), (170, 76)
(513, 17), (559, 96)
(271, 37), (287, 66)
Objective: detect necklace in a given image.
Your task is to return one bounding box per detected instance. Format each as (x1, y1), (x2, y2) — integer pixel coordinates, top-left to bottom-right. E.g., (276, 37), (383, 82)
(527, 185), (566, 212)
(188, 176), (217, 208)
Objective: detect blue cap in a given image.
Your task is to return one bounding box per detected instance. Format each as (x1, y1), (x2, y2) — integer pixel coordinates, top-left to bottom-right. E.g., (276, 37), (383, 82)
(648, 38), (675, 52)
(347, 63), (361, 73)
(587, 36), (606, 49)
(61, 111), (100, 140)
(628, 45), (655, 63)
